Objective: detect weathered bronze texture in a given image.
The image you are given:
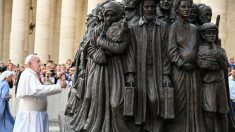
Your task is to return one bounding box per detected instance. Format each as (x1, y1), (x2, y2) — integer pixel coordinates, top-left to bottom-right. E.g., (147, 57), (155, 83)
(65, 0), (235, 132)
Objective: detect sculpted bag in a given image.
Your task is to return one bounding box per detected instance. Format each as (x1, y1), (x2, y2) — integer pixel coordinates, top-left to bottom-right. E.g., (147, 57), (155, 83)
(123, 84), (135, 116)
(160, 86), (174, 119)
(92, 48), (107, 64)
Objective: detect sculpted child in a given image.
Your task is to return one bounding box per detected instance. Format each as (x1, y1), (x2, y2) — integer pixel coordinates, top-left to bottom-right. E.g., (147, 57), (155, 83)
(197, 23), (230, 132)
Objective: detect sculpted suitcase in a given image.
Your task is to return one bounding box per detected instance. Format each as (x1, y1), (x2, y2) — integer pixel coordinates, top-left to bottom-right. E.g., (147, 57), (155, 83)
(123, 85), (135, 116)
(161, 86), (174, 119)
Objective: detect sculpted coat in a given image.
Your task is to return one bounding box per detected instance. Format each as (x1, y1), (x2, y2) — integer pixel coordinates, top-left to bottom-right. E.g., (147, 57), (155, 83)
(165, 18), (205, 132)
(131, 17), (171, 131)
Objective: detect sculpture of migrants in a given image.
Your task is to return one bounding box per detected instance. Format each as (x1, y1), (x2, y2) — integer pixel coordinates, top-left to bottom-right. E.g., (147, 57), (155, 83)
(65, 0), (235, 132)
(165, 0), (205, 132)
(156, 0), (176, 24)
(130, 0), (172, 132)
(197, 23), (230, 132)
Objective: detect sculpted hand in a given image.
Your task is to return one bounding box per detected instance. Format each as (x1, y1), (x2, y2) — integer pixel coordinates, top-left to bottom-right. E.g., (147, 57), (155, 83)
(92, 49), (107, 64)
(209, 49), (220, 59)
(182, 63), (195, 72)
(163, 75), (172, 87)
(125, 73), (134, 86)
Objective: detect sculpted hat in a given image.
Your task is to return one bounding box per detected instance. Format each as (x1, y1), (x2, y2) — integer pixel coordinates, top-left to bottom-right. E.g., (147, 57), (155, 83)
(103, 1), (124, 20)
(143, 0), (156, 4)
(200, 23), (218, 32)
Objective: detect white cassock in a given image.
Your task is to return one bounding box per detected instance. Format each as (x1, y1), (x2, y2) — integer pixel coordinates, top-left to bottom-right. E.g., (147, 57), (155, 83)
(13, 68), (62, 132)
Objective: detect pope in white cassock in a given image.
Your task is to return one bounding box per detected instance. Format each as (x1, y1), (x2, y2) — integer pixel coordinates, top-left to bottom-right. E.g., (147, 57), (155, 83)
(13, 55), (67, 132)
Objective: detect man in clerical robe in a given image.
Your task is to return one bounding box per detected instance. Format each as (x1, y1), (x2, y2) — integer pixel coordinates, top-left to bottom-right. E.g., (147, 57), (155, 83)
(13, 55), (67, 132)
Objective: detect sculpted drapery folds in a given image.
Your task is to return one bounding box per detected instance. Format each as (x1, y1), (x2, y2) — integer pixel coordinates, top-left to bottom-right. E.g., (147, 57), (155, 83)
(131, 0), (171, 132)
(197, 23), (231, 132)
(165, 0), (205, 132)
(67, 1), (134, 132)
(64, 0), (235, 132)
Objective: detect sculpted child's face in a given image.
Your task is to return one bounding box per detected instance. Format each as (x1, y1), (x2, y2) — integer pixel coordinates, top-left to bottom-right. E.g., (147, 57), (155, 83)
(202, 29), (217, 43)
(160, 0), (173, 10)
(178, 1), (191, 18)
(143, 1), (156, 21)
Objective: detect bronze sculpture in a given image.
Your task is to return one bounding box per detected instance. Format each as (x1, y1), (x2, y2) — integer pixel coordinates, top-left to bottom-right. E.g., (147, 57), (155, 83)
(189, 3), (198, 25)
(156, 0), (176, 24)
(130, 0), (171, 131)
(68, 1), (132, 131)
(197, 3), (212, 25)
(165, 0), (205, 132)
(123, 0), (140, 28)
(64, 0), (235, 132)
(197, 23), (230, 132)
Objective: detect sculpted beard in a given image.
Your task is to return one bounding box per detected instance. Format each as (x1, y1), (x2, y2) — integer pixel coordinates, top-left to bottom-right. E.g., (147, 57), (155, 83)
(144, 10), (155, 20)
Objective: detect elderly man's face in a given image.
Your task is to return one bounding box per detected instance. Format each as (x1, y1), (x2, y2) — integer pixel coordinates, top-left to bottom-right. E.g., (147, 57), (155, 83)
(160, 0), (173, 10)
(30, 57), (41, 73)
(143, 1), (156, 21)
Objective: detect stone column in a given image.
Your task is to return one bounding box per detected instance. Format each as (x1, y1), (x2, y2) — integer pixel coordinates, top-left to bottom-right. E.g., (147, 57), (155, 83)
(59, 0), (76, 64)
(53, 0), (62, 63)
(2, 0), (12, 63)
(34, 0), (51, 63)
(226, 0), (235, 58)
(10, 0), (27, 64)
(74, 0), (88, 53)
(0, 0), (4, 60)
(200, 0), (228, 49)
(49, 0), (57, 62)
(87, 0), (106, 14)
(193, 0), (201, 3)
(24, 0), (37, 56)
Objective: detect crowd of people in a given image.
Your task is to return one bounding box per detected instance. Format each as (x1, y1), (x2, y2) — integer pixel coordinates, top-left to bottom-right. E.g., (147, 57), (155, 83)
(0, 57), (75, 132)
(0, 58), (75, 88)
